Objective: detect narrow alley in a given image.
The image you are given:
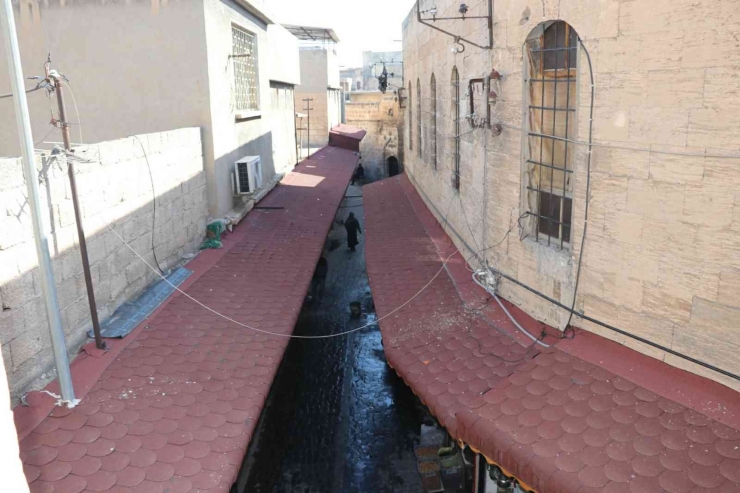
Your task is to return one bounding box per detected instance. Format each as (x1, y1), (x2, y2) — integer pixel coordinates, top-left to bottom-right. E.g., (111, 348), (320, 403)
(234, 185), (426, 493)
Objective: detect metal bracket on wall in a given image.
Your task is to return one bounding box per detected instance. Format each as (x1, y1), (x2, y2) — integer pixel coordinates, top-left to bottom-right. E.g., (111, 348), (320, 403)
(416, 0), (494, 50)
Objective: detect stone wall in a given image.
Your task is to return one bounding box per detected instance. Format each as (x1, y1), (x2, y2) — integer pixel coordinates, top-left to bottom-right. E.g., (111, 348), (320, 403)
(345, 92), (402, 182)
(403, 0), (740, 390)
(0, 128), (207, 401)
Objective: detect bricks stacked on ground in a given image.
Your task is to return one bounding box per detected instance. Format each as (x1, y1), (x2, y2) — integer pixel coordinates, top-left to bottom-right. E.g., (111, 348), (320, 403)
(0, 129), (207, 404)
(18, 146), (358, 493)
(363, 175), (740, 493)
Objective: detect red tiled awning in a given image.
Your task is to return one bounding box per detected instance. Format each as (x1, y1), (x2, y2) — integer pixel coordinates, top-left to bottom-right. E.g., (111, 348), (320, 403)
(329, 124), (367, 152)
(363, 174), (740, 493)
(16, 146), (359, 493)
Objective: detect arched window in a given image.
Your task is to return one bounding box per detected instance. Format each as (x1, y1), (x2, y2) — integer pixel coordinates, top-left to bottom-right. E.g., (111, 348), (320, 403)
(430, 74), (437, 170)
(408, 81), (413, 152)
(525, 20), (578, 249)
(417, 79), (422, 158)
(451, 67), (460, 190)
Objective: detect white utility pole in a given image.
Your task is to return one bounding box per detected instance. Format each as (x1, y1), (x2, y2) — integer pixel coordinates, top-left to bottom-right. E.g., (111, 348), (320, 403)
(1, 0), (76, 402)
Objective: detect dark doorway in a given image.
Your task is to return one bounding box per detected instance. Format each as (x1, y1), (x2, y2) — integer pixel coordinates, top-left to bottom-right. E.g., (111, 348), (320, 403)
(387, 156), (400, 177)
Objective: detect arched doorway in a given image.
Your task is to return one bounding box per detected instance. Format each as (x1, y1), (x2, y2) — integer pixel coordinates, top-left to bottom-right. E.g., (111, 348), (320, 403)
(387, 156), (400, 177)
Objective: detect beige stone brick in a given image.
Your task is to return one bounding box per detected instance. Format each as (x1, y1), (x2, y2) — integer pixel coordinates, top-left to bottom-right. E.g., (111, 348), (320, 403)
(646, 69), (705, 109)
(620, 242), (659, 284)
(703, 66), (740, 110)
(592, 36), (641, 74)
(604, 72), (647, 108)
(703, 154), (740, 190)
(618, 0), (670, 35)
(559, 0), (619, 40)
(648, 145), (705, 184)
(639, 30), (684, 71)
(629, 108), (688, 147)
(671, 327), (740, 385)
(682, 184), (734, 228)
(688, 109), (740, 149)
(0, 309), (24, 346)
(605, 210), (643, 245)
(9, 331), (45, 371)
(718, 267), (740, 307)
(642, 282), (692, 325)
(592, 106), (630, 142)
(682, 23), (740, 69)
(591, 142), (649, 179)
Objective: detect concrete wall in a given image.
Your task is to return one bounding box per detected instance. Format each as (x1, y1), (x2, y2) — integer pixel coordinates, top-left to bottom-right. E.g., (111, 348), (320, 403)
(403, 0), (740, 390)
(345, 92), (402, 182)
(202, 0), (300, 217)
(362, 51), (404, 92)
(295, 47), (342, 149)
(0, 128), (207, 402)
(0, 1), (210, 158)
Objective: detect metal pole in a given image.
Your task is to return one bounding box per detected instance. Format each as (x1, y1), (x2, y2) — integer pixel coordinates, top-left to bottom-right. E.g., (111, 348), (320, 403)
(51, 77), (105, 350)
(0, 0), (76, 401)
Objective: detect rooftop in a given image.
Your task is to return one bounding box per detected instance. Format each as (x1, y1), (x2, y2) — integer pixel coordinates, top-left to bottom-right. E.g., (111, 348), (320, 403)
(363, 174), (740, 493)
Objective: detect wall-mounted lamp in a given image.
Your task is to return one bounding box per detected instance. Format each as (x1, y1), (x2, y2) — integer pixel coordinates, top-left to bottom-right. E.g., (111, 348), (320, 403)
(459, 3), (469, 17)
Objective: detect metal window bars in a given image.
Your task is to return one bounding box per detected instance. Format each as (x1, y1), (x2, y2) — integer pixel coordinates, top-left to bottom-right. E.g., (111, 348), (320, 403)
(417, 80), (422, 158)
(431, 74), (437, 169)
(232, 26), (259, 111)
(409, 81), (413, 152)
(527, 21), (578, 250)
(452, 67), (460, 190)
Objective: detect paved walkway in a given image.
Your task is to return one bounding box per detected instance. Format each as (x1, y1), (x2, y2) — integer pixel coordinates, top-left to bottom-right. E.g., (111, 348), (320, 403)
(363, 174), (740, 493)
(18, 146), (358, 493)
(235, 185), (424, 493)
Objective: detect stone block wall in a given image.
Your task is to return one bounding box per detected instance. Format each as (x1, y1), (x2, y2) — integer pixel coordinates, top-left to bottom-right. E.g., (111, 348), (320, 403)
(403, 0), (740, 390)
(0, 128), (207, 402)
(345, 92), (403, 182)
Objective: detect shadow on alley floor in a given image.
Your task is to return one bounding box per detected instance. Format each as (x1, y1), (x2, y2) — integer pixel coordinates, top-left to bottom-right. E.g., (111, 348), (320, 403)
(232, 185), (427, 493)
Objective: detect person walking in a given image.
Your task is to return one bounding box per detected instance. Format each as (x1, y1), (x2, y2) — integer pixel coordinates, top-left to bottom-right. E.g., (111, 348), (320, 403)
(351, 163), (365, 185)
(344, 212), (362, 252)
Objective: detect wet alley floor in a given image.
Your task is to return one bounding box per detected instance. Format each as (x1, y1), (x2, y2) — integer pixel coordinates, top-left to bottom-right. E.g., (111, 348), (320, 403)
(233, 185), (427, 493)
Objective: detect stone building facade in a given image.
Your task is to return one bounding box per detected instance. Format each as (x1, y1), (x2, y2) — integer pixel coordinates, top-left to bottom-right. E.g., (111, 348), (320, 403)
(403, 0), (740, 390)
(345, 92), (404, 182)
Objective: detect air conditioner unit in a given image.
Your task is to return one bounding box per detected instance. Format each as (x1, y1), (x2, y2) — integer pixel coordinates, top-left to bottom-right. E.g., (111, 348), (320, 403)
(234, 156), (262, 195)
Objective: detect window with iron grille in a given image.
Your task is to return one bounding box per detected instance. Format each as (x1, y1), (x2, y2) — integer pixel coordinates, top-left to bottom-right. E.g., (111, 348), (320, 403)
(417, 79), (422, 158)
(232, 25), (259, 112)
(431, 73), (437, 170)
(452, 67), (460, 191)
(524, 21), (578, 249)
(408, 81), (413, 152)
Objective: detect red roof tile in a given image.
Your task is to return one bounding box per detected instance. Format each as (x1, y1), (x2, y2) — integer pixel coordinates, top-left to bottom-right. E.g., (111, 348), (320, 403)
(363, 174), (740, 493)
(17, 146), (359, 492)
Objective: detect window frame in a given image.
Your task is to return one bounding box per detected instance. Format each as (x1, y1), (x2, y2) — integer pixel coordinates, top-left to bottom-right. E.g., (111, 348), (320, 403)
(231, 23), (261, 117)
(452, 66), (460, 191)
(417, 79), (422, 158)
(408, 81), (413, 152)
(430, 73), (437, 170)
(523, 21), (579, 250)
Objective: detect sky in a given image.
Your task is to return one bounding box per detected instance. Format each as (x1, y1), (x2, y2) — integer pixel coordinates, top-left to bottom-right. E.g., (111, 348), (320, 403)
(271, 0), (417, 68)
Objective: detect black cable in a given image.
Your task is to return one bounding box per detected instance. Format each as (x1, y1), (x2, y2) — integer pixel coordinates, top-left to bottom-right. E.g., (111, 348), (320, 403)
(406, 172), (740, 382)
(561, 40), (595, 340)
(133, 136), (165, 275)
(0, 85), (42, 100)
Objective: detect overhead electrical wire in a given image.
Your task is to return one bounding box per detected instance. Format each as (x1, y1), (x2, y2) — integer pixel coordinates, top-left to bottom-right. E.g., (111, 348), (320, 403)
(0, 84), (43, 100)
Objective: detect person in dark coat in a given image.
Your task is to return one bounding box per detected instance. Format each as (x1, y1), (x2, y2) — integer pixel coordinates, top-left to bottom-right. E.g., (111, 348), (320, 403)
(344, 212), (362, 252)
(351, 163), (365, 185)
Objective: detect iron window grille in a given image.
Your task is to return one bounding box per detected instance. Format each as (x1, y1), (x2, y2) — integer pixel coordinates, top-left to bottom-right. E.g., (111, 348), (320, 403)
(452, 66), (460, 191)
(232, 25), (259, 112)
(417, 79), (422, 158)
(408, 81), (413, 152)
(524, 21), (578, 249)
(431, 73), (437, 170)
